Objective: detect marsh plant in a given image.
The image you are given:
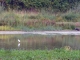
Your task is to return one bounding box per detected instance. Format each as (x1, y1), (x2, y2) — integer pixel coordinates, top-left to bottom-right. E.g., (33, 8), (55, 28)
(0, 9), (80, 31)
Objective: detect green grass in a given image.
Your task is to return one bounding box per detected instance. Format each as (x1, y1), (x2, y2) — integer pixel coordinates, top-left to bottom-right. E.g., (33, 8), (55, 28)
(0, 49), (80, 60)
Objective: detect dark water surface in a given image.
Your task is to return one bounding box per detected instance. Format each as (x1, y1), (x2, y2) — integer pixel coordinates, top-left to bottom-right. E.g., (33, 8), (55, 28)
(0, 34), (80, 50)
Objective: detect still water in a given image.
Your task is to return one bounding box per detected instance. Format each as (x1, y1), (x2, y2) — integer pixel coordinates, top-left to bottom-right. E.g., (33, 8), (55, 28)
(0, 34), (80, 50)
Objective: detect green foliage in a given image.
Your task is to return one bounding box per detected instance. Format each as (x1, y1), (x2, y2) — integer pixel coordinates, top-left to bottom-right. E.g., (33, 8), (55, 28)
(64, 14), (76, 21)
(70, 25), (75, 30)
(62, 24), (76, 30)
(3, 0), (80, 12)
(28, 15), (38, 19)
(0, 6), (4, 13)
(0, 10), (80, 31)
(0, 49), (80, 60)
(21, 0), (50, 8)
(63, 13), (79, 21)
(0, 11), (20, 27)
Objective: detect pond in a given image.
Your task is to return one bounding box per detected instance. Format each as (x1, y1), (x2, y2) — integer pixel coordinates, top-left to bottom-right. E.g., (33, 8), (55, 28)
(0, 34), (80, 50)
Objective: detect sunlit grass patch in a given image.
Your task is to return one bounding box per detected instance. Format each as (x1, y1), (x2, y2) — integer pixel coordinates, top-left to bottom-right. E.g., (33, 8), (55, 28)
(0, 26), (20, 31)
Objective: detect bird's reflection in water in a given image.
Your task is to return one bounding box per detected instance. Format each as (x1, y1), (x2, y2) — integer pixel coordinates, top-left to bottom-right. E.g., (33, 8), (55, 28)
(18, 43), (20, 47)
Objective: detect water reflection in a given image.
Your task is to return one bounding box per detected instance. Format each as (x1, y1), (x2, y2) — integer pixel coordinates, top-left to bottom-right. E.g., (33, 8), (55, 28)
(18, 43), (20, 47)
(0, 34), (80, 50)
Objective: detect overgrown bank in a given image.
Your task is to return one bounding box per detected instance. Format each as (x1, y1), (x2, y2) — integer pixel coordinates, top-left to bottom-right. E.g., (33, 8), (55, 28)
(0, 10), (80, 31)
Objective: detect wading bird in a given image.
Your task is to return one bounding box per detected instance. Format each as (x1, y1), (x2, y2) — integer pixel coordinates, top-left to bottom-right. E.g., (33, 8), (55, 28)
(18, 39), (20, 43)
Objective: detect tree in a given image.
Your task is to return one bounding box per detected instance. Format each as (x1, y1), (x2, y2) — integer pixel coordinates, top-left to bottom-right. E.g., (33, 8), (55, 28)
(1, 0), (80, 12)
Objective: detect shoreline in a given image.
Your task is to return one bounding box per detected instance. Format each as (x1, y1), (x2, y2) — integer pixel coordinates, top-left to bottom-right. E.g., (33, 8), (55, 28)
(0, 31), (80, 35)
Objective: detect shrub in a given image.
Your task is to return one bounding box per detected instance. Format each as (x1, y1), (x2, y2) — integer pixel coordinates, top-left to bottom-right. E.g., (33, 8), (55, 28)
(0, 12), (20, 27)
(28, 15), (38, 19)
(63, 13), (78, 22)
(70, 25), (75, 30)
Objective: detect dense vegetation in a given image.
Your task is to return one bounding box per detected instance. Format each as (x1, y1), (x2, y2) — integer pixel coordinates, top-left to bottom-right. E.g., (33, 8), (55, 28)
(1, 0), (80, 12)
(0, 10), (80, 31)
(0, 49), (80, 60)
(0, 0), (80, 31)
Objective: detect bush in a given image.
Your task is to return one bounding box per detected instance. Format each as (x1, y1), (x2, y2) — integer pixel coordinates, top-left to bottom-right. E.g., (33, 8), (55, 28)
(63, 13), (78, 21)
(70, 25), (75, 30)
(0, 12), (20, 27)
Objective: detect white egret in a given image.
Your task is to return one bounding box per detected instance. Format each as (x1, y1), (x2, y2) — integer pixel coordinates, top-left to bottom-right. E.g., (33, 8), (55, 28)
(18, 39), (20, 43)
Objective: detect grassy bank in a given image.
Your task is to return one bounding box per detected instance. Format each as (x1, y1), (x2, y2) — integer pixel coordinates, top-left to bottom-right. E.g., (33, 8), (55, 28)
(0, 10), (80, 31)
(0, 49), (80, 60)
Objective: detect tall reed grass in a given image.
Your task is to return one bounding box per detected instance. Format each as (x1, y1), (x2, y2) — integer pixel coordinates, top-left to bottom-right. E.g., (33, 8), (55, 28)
(0, 8), (80, 31)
